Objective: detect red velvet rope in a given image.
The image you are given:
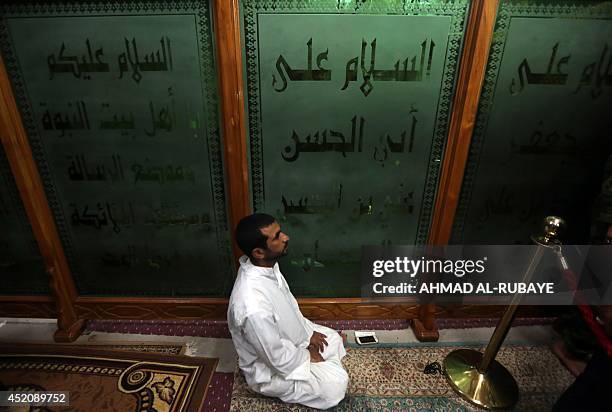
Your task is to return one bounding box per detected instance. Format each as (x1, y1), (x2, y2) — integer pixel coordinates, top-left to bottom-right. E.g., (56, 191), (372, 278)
(562, 268), (612, 358)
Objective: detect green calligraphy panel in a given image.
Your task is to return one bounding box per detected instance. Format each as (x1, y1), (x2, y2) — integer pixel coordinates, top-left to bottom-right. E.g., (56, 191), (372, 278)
(242, 0), (469, 296)
(453, 1), (612, 245)
(0, 1), (232, 296)
(0, 146), (48, 295)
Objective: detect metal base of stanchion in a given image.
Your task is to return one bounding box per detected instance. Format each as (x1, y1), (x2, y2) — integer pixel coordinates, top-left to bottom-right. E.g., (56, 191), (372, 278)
(443, 349), (519, 410)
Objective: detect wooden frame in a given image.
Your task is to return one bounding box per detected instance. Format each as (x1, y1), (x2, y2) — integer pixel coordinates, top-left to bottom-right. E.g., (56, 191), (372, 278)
(429, 0), (500, 245)
(72, 297), (555, 321)
(0, 55), (84, 341)
(413, 0), (500, 341)
(214, 0), (251, 261)
(0, 0), (554, 342)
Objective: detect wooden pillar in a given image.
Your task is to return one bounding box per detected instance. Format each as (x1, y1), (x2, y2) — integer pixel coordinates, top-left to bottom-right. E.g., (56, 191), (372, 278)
(214, 0), (250, 262)
(0, 56), (84, 342)
(412, 0), (500, 342)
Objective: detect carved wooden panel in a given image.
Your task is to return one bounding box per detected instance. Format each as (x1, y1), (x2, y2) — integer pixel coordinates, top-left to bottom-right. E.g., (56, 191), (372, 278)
(75, 299), (229, 320)
(0, 297), (57, 318)
(0, 298), (553, 321)
(434, 304), (561, 318)
(75, 298), (424, 320)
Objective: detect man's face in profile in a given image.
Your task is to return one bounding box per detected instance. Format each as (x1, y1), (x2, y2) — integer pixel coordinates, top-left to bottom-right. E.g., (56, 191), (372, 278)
(259, 221), (290, 260)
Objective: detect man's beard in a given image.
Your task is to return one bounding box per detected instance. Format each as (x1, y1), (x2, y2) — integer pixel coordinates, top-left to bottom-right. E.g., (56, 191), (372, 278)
(274, 244), (289, 260)
(264, 243), (289, 262)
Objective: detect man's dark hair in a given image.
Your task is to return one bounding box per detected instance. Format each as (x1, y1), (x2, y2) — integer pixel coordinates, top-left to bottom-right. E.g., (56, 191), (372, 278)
(235, 213), (276, 258)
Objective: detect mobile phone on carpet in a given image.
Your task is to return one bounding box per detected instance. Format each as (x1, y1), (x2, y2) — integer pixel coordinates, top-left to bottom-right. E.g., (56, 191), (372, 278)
(355, 331), (378, 345)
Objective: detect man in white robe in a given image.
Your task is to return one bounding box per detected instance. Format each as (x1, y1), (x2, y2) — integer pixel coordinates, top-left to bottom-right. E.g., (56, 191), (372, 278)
(228, 213), (349, 410)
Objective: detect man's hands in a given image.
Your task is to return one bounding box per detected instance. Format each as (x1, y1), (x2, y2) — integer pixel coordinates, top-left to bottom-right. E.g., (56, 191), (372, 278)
(308, 331), (328, 363)
(308, 345), (324, 362)
(309, 331), (328, 353)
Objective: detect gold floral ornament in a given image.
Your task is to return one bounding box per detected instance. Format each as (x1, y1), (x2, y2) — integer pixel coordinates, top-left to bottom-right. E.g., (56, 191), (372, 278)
(152, 377), (176, 404)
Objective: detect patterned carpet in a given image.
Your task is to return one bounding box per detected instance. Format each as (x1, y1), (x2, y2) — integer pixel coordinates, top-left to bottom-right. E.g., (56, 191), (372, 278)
(229, 344), (573, 412)
(86, 318), (554, 338)
(83, 319), (558, 411)
(0, 343), (217, 411)
(205, 372), (235, 412)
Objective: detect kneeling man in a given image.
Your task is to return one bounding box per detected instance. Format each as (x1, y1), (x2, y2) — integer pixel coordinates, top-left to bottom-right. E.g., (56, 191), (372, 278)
(228, 213), (349, 409)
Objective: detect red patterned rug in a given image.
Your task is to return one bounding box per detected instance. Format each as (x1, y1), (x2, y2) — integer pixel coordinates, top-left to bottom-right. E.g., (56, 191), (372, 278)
(86, 317), (554, 337)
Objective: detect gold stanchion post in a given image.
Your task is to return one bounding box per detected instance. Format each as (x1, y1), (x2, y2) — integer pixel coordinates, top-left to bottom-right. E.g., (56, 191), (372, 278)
(443, 216), (565, 409)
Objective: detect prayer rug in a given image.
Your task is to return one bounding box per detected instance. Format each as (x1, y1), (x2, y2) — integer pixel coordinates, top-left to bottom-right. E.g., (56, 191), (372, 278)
(0, 343), (217, 411)
(229, 344), (574, 411)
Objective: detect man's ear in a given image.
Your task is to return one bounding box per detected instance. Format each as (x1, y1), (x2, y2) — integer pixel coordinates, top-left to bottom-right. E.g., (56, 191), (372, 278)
(252, 247), (266, 260)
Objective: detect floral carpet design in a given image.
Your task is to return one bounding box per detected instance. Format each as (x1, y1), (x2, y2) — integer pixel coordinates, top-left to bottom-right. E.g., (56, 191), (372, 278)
(0, 343), (217, 411)
(230, 344), (574, 411)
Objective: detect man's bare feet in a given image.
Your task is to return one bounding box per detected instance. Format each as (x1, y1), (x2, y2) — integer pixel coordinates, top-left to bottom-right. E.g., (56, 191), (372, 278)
(340, 331), (347, 347)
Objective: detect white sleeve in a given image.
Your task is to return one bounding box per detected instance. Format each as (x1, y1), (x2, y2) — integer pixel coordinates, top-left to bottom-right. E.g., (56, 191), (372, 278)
(243, 310), (311, 381)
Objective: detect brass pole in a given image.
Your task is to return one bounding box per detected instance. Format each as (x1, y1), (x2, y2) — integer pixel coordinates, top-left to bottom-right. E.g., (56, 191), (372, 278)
(443, 217), (564, 409)
(478, 245), (545, 372)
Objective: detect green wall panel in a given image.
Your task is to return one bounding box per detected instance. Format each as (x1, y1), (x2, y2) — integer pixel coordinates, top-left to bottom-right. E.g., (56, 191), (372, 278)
(0, 147), (48, 295)
(453, 1), (612, 245)
(0, 1), (233, 296)
(242, 0), (469, 296)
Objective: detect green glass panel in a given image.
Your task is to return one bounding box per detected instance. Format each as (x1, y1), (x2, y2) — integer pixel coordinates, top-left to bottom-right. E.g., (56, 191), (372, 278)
(0, 2), (232, 296)
(0, 146), (48, 295)
(453, 1), (612, 245)
(242, 0), (469, 296)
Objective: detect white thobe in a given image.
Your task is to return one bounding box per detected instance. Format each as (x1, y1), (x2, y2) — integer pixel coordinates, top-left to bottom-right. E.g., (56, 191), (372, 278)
(228, 256), (349, 410)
